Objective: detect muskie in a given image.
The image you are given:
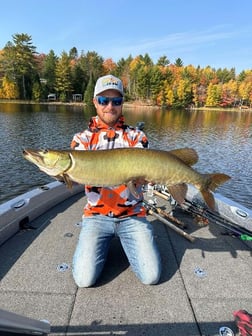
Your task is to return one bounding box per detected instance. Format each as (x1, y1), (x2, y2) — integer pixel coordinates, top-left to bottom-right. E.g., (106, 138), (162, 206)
(23, 147), (230, 210)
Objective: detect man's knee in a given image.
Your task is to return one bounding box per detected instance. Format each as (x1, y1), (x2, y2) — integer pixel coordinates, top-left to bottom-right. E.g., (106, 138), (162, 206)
(140, 271), (161, 285)
(136, 263), (161, 285)
(72, 271), (97, 288)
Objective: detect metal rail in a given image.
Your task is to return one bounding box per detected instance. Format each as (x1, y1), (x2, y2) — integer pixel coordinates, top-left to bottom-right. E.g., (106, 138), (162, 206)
(0, 308), (50, 335)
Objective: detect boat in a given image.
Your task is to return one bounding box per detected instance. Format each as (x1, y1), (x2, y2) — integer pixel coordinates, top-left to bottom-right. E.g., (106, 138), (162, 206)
(0, 180), (251, 335)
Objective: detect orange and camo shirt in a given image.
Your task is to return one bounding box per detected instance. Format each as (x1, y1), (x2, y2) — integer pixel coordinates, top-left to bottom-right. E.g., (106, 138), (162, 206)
(71, 116), (148, 218)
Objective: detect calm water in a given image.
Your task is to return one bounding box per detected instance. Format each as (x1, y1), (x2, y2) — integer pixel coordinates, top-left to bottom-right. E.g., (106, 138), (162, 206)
(0, 103), (251, 209)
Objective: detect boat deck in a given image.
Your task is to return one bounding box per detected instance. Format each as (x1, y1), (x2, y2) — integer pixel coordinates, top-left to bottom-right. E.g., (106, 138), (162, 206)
(0, 191), (252, 336)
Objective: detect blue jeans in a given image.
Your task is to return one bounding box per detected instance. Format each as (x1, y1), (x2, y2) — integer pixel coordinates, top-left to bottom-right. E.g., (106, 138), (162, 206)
(72, 215), (161, 287)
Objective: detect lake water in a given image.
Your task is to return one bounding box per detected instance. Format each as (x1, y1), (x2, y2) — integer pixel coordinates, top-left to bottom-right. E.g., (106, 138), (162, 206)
(0, 102), (251, 209)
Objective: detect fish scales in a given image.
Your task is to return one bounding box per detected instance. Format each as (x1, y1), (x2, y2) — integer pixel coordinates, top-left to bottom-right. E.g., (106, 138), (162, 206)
(23, 147), (231, 210)
(68, 148), (202, 187)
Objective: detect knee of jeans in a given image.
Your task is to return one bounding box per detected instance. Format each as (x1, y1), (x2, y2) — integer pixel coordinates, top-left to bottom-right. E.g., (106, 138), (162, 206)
(72, 270), (97, 288)
(141, 273), (160, 285)
(139, 268), (161, 285)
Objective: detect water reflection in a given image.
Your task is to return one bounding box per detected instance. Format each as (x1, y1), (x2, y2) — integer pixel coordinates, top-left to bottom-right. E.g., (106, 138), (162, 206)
(124, 107), (251, 209)
(0, 103), (251, 209)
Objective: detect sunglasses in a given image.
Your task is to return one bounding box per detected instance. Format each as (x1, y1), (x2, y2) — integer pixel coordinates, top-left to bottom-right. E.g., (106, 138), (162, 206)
(96, 96), (123, 106)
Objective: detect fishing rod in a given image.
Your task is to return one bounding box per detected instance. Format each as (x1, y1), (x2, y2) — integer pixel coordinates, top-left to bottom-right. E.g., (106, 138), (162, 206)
(143, 199), (195, 243)
(181, 199), (252, 241)
(153, 186), (252, 241)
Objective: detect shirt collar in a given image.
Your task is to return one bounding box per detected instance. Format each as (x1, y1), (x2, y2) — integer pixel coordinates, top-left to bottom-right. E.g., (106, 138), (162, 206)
(88, 115), (125, 132)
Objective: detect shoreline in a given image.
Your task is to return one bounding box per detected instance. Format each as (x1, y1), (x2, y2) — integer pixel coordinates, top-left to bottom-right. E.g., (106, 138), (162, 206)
(0, 99), (251, 112)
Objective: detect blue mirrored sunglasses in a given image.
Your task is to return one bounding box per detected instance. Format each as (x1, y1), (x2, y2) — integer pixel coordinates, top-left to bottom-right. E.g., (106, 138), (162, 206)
(96, 96), (123, 106)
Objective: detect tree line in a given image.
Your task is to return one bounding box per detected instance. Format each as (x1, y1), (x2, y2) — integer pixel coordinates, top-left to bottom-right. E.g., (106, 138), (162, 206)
(0, 33), (252, 108)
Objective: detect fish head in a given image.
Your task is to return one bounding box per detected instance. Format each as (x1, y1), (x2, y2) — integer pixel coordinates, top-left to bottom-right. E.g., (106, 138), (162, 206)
(23, 149), (71, 177)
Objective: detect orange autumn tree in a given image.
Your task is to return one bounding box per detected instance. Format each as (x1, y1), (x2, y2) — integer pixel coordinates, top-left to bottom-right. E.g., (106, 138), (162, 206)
(103, 58), (117, 74)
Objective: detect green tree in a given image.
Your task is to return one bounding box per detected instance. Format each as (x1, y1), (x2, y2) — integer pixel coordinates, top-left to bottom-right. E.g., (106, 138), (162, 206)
(149, 66), (164, 104)
(174, 58), (183, 67)
(0, 41), (16, 82)
(79, 51), (104, 79)
(76, 51), (103, 97)
(115, 55), (133, 99)
(71, 62), (86, 95)
(32, 81), (42, 101)
(84, 73), (95, 105)
(129, 54), (153, 100)
(216, 67), (236, 83)
(41, 50), (58, 95)
(55, 51), (72, 101)
(3, 33), (38, 99)
(69, 47), (78, 60)
(172, 78), (193, 108)
(156, 55), (170, 67)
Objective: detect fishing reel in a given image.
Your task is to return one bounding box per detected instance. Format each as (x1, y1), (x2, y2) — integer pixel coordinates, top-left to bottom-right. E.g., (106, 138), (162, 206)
(142, 183), (177, 212)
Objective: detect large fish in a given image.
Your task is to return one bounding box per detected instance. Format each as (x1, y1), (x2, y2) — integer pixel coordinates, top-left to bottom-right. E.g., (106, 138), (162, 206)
(23, 147), (230, 210)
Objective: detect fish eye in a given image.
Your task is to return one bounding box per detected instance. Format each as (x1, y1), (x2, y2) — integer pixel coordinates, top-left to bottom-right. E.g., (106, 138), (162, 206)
(42, 149), (48, 154)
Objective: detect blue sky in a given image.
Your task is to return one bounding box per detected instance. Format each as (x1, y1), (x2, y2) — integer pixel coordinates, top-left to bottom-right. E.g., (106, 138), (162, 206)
(1, 0), (252, 74)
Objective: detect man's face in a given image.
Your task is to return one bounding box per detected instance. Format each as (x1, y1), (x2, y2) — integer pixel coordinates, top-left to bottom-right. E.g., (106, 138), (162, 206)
(93, 89), (123, 127)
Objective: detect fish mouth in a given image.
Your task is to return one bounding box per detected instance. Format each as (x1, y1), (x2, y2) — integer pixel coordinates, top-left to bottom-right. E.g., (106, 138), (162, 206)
(23, 148), (32, 157)
(23, 149), (45, 164)
(23, 148), (57, 176)
(23, 148), (46, 157)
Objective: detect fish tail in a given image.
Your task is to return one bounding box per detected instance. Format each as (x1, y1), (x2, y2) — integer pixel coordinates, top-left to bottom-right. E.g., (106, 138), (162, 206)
(206, 173), (231, 191)
(201, 173), (231, 210)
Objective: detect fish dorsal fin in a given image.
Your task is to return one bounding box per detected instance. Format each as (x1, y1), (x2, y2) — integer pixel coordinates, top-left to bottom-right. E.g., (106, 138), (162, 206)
(169, 148), (199, 166)
(168, 183), (188, 205)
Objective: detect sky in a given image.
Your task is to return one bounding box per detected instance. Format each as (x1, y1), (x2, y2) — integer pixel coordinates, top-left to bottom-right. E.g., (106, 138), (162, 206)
(1, 0), (252, 74)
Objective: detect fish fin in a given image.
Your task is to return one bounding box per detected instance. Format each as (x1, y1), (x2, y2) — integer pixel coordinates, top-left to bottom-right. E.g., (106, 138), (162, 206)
(206, 173), (231, 191)
(200, 189), (216, 210)
(62, 173), (73, 189)
(169, 148), (199, 166)
(200, 173), (231, 210)
(55, 174), (65, 183)
(168, 183), (188, 205)
(127, 181), (141, 199)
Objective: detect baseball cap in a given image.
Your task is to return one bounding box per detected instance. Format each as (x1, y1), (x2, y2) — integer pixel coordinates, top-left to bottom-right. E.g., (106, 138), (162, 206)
(94, 75), (124, 97)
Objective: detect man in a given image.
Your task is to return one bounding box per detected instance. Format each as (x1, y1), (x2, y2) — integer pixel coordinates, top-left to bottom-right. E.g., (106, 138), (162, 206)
(71, 74), (161, 287)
